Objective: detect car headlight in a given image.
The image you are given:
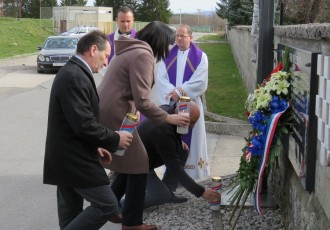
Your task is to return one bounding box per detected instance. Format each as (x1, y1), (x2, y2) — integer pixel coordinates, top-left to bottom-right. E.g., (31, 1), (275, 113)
(38, 55), (45, 61)
(45, 57), (50, 61)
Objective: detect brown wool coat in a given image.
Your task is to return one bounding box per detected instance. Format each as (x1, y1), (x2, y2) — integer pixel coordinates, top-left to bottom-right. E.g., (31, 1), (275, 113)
(98, 36), (167, 174)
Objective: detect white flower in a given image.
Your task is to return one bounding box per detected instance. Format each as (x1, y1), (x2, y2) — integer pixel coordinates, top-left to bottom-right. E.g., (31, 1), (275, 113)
(271, 71), (289, 80)
(264, 78), (278, 92)
(256, 91), (272, 110)
(245, 93), (257, 114)
(275, 79), (290, 95)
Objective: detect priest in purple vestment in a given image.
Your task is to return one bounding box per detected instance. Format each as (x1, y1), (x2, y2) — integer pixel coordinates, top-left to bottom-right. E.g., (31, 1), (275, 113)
(155, 24), (210, 188)
(107, 6), (136, 63)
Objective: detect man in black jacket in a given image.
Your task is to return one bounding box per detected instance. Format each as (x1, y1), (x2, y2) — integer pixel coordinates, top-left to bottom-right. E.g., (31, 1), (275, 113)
(137, 102), (220, 208)
(43, 30), (133, 230)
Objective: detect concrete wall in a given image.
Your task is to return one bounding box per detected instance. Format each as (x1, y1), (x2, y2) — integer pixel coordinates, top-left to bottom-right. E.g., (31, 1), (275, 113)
(271, 137), (330, 230)
(227, 23), (330, 229)
(227, 26), (257, 94)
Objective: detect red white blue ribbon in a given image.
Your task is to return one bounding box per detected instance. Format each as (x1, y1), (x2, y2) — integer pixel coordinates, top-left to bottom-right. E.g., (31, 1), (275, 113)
(254, 103), (290, 215)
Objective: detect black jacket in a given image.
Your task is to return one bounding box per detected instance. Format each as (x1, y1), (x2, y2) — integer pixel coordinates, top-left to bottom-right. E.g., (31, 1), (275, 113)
(43, 56), (119, 188)
(137, 105), (205, 197)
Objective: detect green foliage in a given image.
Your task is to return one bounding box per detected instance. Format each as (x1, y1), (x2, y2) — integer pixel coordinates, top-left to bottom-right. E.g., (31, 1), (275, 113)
(38, 0), (58, 18)
(3, 0), (59, 18)
(95, 0), (171, 23)
(135, 0), (171, 23)
(0, 17), (54, 59)
(216, 0), (253, 26)
(197, 34), (226, 42)
(60, 0), (87, 6)
(235, 154), (260, 191)
(199, 42), (247, 120)
(282, 46), (292, 72)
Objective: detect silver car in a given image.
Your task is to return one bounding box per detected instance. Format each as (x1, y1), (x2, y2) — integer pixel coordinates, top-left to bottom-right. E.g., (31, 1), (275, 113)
(60, 26), (99, 37)
(37, 36), (79, 73)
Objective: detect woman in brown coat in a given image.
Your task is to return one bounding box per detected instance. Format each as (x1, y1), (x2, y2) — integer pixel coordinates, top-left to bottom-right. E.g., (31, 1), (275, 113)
(98, 21), (190, 230)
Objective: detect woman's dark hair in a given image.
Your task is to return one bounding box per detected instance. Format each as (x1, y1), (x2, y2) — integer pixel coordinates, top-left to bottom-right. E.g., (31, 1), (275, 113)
(135, 21), (173, 62)
(76, 30), (109, 55)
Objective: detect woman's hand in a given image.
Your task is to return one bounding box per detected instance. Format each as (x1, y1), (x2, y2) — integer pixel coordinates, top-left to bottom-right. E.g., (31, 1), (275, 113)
(165, 113), (190, 126)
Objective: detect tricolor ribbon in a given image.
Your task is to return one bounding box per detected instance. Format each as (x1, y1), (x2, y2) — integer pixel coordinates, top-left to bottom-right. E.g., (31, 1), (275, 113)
(254, 102), (290, 215)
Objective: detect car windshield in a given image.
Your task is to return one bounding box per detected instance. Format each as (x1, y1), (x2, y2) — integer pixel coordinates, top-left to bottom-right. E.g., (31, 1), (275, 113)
(44, 38), (79, 49)
(66, 27), (80, 33)
(79, 27), (88, 33)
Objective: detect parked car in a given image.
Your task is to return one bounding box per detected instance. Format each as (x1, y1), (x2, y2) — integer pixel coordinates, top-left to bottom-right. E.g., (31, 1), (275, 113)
(60, 26), (99, 37)
(37, 36), (79, 73)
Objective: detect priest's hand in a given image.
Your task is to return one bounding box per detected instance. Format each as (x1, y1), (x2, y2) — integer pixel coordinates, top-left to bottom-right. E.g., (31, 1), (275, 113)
(97, 147), (112, 167)
(116, 131), (133, 149)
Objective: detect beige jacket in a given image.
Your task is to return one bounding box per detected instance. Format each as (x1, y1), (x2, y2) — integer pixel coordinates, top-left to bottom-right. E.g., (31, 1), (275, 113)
(98, 36), (167, 174)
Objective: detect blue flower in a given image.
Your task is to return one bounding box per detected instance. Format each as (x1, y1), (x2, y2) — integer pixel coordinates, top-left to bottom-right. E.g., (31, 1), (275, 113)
(248, 111), (269, 132)
(249, 134), (266, 156)
(270, 96), (288, 114)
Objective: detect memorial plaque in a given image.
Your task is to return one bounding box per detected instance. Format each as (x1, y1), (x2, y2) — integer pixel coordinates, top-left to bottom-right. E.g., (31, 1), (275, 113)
(276, 44), (318, 191)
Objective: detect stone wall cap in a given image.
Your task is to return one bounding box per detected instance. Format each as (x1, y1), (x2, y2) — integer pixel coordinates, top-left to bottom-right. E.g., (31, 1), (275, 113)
(275, 23), (330, 40)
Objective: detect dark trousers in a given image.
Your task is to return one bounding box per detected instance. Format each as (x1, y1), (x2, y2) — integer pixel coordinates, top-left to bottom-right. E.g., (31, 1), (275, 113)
(111, 173), (147, 226)
(57, 185), (118, 230)
(144, 169), (171, 208)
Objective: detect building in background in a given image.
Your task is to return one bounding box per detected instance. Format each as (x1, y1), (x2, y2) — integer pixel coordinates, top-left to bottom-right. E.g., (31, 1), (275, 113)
(52, 6), (113, 34)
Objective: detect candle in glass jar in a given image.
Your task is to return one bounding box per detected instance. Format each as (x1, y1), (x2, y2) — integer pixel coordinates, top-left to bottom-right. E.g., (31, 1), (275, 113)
(177, 96), (190, 134)
(115, 113), (138, 156)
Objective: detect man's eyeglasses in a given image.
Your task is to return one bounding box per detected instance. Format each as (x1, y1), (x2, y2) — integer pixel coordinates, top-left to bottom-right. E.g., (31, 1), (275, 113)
(175, 34), (190, 38)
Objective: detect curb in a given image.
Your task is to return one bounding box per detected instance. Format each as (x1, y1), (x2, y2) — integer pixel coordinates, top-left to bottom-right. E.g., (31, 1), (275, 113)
(204, 111), (251, 137)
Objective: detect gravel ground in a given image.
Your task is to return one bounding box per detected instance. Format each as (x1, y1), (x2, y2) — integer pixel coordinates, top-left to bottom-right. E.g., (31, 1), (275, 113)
(143, 176), (285, 230)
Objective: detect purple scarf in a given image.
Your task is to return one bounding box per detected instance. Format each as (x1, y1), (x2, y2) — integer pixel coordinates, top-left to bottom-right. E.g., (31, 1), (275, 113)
(108, 29), (137, 63)
(164, 43), (203, 147)
(165, 43), (203, 85)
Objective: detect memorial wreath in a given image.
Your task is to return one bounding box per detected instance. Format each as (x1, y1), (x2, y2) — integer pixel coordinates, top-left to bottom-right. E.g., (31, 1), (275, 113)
(227, 47), (294, 228)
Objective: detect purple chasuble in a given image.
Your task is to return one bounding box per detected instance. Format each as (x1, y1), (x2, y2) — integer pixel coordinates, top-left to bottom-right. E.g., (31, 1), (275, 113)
(164, 43), (203, 147)
(108, 29), (137, 63)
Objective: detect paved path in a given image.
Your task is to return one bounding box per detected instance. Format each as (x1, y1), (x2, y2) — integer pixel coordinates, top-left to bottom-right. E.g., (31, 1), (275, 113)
(0, 48), (245, 229)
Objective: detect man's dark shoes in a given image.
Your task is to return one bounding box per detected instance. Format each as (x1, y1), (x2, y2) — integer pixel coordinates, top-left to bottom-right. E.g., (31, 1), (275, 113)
(108, 213), (122, 223)
(168, 193), (188, 204)
(122, 224), (157, 230)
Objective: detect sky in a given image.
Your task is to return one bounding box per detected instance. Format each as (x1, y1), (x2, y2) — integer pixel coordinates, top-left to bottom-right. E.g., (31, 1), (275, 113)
(169, 0), (217, 13)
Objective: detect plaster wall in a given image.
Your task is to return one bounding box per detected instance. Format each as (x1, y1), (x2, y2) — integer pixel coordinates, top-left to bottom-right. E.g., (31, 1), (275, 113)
(52, 6), (113, 34)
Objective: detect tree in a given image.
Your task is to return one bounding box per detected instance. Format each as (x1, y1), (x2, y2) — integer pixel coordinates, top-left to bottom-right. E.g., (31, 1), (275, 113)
(60, 0), (87, 6)
(136, 0), (171, 23)
(216, 0), (253, 26)
(25, 0), (40, 18)
(3, 0), (19, 17)
(2, 0), (57, 18)
(23, 0), (44, 18)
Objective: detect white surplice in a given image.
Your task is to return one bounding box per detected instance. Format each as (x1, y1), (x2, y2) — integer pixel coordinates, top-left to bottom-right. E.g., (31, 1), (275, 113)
(155, 48), (210, 180)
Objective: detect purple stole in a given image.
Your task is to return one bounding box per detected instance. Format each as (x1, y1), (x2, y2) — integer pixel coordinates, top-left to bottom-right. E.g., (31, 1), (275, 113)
(108, 29), (136, 63)
(165, 43), (203, 147)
